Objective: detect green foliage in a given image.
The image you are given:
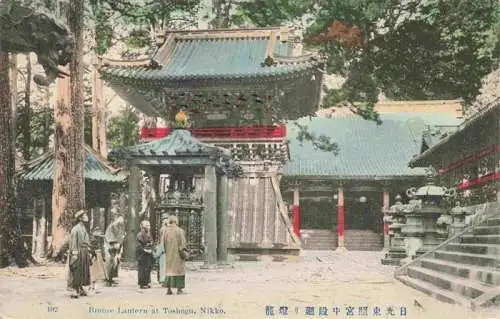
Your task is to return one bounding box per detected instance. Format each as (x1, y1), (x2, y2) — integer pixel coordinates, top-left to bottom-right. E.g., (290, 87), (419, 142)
(233, 0), (499, 152)
(309, 0), (497, 105)
(293, 122), (339, 154)
(89, 0), (115, 55)
(16, 97), (53, 160)
(107, 106), (140, 150)
(125, 30), (151, 49)
(231, 0), (311, 27)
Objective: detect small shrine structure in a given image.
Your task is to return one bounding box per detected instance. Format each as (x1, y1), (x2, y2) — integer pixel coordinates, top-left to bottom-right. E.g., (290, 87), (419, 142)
(113, 127), (241, 265)
(17, 145), (125, 256)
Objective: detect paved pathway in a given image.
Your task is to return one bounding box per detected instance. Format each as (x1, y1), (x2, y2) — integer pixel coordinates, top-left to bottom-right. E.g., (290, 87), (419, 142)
(0, 251), (497, 319)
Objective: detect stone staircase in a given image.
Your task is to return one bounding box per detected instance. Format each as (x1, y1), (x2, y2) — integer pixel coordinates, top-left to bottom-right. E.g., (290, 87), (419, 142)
(396, 214), (500, 309)
(301, 229), (337, 250)
(345, 230), (384, 251)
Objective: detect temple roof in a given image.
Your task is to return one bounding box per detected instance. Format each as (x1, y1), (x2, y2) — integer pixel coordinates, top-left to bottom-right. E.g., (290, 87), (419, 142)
(283, 113), (461, 179)
(18, 145), (125, 183)
(122, 129), (229, 157)
(99, 27), (321, 85)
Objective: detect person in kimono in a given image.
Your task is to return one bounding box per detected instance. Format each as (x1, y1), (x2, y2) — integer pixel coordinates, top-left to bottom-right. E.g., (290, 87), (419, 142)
(154, 218), (169, 286)
(103, 214), (125, 286)
(136, 220), (153, 289)
(89, 228), (105, 293)
(162, 215), (188, 295)
(67, 209), (92, 298)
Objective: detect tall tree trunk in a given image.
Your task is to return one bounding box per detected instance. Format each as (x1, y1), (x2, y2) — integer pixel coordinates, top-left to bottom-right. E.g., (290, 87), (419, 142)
(9, 54), (17, 138)
(211, 0), (231, 29)
(43, 88), (51, 152)
(0, 52), (25, 267)
(92, 53), (107, 156)
(51, 0), (86, 258)
(36, 197), (47, 258)
(22, 54), (31, 161)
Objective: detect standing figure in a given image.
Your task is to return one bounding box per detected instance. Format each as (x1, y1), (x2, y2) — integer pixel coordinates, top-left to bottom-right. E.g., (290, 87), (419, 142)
(154, 218), (169, 286)
(89, 228), (105, 293)
(136, 220), (153, 289)
(162, 215), (188, 295)
(140, 175), (156, 220)
(67, 210), (92, 298)
(103, 214), (125, 286)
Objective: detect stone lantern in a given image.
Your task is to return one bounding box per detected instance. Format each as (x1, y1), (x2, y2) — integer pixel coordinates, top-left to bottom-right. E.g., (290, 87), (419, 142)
(401, 167), (449, 259)
(381, 195), (407, 265)
(449, 201), (473, 235)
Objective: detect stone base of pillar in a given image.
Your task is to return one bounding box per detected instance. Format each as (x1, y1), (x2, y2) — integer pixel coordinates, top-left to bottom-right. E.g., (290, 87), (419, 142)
(334, 246), (348, 252)
(217, 261), (233, 267)
(200, 262), (218, 270)
(381, 248), (406, 266)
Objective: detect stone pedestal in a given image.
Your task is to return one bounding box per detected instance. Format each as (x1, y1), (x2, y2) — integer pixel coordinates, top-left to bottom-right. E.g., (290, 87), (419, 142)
(415, 206), (444, 257)
(401, 174), (450, 260)
(381, 196), (407, 266)
(450, 202), (472, 235)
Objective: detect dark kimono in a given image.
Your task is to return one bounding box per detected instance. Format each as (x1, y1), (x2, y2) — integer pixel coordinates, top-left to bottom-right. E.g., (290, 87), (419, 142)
(136, 231), (153, 286)
(67, 223), (92, 289)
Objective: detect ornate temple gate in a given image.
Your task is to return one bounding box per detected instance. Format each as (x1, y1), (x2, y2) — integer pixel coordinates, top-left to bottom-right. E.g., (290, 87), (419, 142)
(99, 27), (324, 257)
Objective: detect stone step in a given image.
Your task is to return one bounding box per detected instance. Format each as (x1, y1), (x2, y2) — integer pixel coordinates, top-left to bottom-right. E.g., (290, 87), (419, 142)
(407, 266), (490, 299)
(397, 275), (471, 306)
(419, 258), (500, 286)
(486, 217), (500, 226)
(473, 226), (500, 235)
(445, 243), (500, 255)
(434, 250), (500, 269)
(461, 234), (500, 245)
(303, 247), (334, 251)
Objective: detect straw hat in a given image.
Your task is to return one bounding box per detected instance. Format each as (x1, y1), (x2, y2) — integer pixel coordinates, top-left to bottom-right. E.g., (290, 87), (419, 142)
(74, 209), (86, 219)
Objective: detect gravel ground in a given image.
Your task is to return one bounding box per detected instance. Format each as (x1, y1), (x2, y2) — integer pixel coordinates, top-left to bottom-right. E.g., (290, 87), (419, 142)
(0, 251), (497, 319)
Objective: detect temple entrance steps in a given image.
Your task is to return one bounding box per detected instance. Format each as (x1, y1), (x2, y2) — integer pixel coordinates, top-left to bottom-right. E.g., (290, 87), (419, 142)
(344, 230), (384, 251)
(300, 229), (337, 250)
(300, 229), (383, 251)
(396, 212), (500, 309)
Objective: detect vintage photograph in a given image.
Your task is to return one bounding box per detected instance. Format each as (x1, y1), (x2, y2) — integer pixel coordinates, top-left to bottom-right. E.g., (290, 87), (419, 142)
(0, 0), (499, 318)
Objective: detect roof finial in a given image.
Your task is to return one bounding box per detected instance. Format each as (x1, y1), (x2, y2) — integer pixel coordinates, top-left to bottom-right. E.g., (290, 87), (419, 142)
(174, 109), (189, 129)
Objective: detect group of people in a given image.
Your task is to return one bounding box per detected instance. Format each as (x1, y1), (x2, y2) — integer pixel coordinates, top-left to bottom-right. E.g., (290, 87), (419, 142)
(66, 210), (188, 298)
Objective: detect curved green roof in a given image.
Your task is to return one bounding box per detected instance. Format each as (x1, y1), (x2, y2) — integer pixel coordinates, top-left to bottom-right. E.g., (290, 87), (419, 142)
(100, 29), (321, 84)
(283, 113), (461, 178)
(122, 129), (228, 157)
(19, 145), (125, 183)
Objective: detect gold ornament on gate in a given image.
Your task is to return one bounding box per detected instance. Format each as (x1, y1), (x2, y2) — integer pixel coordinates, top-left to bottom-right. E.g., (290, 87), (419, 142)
(175, 109), (189, 128)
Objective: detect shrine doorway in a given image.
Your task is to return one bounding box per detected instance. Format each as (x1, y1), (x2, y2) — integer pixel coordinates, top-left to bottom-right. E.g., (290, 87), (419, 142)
(344, 192), (384, 251)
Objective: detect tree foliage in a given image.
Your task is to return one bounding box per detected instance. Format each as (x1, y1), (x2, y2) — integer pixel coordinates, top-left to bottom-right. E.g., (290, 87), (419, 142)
(107, 106), (140, 149)
(234, 0), (500, 151)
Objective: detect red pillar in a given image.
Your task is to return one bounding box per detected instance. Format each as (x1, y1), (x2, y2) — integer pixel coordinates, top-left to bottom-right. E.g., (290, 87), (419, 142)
(293, 187), (300, 236)
(337, 187), (345, 249)
(383, 190), (390, 250)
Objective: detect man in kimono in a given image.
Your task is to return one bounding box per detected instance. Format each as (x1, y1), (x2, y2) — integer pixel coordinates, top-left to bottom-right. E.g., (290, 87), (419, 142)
(67, 209), (92, 298)
(162, 215), (188, 295)
(103, 214), (125, 286)
(154, 217), (169, 286)
(136, 220), (153, 289)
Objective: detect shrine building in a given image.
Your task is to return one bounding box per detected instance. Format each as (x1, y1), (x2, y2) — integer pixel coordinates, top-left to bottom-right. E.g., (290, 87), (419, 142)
(281, 101), (462, 251)
(409, 101), (499, 203)
(100, 26), (467, 260)
(100, 27), (323, 260)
